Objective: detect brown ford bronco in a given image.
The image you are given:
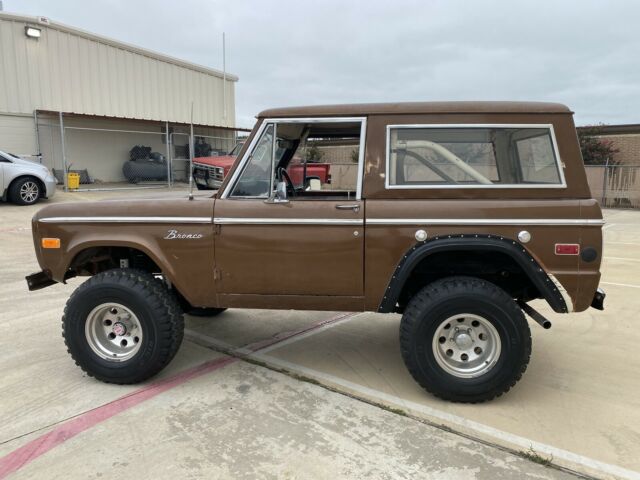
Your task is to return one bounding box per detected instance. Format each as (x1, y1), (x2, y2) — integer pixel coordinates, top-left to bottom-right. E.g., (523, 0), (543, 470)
(27, 102), (605, 403)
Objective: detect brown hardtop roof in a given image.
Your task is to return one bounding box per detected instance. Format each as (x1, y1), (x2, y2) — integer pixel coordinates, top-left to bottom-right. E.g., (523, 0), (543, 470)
(258, 101), (572, 118)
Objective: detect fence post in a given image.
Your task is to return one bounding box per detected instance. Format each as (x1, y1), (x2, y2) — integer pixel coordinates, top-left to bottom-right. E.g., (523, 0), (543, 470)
(59, 111), (68, 192)
(189, 121), (194, 198)
(165, 121), (171, 188)
(602, 158), (609, 207)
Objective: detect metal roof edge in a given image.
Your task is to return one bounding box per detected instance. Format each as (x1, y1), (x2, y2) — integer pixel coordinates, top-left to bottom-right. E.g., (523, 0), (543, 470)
(0, 11), (238, 82)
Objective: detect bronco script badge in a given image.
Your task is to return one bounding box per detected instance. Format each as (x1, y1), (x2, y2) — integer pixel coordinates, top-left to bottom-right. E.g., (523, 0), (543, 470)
(164, 229), (203, 240)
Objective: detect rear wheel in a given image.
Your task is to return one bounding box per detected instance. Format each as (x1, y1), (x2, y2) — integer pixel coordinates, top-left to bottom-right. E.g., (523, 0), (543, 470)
(9, 177), (41, 205)
(399, 276), (531, 403)
(62, 269), (184, 384)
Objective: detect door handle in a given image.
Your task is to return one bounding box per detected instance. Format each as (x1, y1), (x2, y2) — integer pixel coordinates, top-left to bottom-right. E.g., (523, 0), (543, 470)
(335, 204), (360, 212)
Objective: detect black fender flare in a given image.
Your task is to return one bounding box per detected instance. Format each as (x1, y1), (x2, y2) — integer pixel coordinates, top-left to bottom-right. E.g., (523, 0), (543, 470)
(377, 234), (568, 314)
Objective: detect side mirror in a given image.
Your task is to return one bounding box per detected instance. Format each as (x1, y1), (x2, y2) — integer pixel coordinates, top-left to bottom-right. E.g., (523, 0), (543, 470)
(275, 180), (288, 200)
(264, 180), (289, 204)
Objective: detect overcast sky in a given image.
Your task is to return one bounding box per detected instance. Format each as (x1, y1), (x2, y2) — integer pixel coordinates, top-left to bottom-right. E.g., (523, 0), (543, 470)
(5, 0), (639, 128)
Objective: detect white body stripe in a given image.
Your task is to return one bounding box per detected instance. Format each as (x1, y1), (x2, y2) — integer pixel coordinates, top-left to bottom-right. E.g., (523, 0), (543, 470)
(366, 218), (605, 226)
(38, 216), (212, 224)
(213, 217), (363, 225)
(38, 216), (604, 227)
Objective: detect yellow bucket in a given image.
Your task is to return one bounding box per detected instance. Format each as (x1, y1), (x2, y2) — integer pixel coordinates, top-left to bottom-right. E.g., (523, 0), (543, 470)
(67, 172), (80, 189)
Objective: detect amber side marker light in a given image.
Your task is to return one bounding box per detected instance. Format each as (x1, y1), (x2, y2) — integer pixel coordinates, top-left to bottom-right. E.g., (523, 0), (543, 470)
(42, 238), (61, 249)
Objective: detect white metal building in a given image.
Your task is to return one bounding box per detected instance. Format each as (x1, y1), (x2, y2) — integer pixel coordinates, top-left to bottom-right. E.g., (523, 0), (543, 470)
(0, 11), (238, 183)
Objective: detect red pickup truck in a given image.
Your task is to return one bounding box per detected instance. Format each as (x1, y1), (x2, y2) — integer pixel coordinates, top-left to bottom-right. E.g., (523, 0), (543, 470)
(193, 143), (331, 190)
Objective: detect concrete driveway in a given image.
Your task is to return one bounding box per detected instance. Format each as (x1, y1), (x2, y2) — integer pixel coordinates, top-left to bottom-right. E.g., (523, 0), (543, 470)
(0, 188), (638, 479)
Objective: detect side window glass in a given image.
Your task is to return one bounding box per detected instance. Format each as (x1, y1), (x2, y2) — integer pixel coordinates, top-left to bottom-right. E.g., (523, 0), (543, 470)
(516, 133), (560, 183)
(289, 132), (360, 194)
(387, 127), (562, 187)
(230, 124), (274, 198)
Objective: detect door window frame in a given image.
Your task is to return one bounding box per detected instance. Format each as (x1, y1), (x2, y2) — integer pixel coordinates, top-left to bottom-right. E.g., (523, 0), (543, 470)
(220, 117), (368, 200)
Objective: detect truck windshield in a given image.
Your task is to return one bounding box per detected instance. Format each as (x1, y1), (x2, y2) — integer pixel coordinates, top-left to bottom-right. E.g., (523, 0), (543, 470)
(228, 142), (245, 156)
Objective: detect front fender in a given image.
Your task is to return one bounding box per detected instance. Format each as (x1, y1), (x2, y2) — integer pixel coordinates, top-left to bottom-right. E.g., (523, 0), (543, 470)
(36, 224), (215, 307)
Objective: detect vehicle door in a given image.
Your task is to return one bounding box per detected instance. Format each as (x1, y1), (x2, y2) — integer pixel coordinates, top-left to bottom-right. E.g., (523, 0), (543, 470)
(213, 118), (366, 298)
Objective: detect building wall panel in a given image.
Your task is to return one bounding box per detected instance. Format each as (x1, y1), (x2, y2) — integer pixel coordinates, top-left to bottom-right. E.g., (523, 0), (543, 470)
(0, 14), (236, 127)
(0, 113), (38, 156)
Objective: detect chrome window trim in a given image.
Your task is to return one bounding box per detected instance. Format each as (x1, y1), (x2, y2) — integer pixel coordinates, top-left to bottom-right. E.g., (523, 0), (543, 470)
(38, 216), (213, 224)
(366, 218), (604, 226)
(212, 217), (602, 226)
(214, 217), (363, 225)
(222, 121), (270, 199)
(385, 123), (567, 189)
(227, 122), (274, 200)
(221, 117), (367, 200)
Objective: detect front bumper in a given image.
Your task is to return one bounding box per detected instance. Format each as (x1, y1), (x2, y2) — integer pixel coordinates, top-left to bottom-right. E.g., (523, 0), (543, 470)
(44, 175), (57, 198)
(194, 176), (223, 190)
(591, 288), (606, 310)
(193, 164), (224, 190)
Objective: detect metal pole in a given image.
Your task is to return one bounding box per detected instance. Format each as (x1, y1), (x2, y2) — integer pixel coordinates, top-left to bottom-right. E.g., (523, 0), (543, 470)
(189, 103), (194, 200)
(222, 32), (227, 126)
(59, 111), (68, 192)
(165, 121), (171, 188)
(33, 110), (41, 163)
(602, 158), (610, 207)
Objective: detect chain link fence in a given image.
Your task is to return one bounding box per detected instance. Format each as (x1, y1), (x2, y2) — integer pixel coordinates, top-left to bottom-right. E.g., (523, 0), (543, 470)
(585, 164), (640, 208)
(35, 112), (247, 191)
(169, 132), (237, 184)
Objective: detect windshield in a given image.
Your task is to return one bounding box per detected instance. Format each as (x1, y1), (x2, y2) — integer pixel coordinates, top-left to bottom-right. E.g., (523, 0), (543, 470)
(0, 150), (18, 161)
(229, 142), (245, 156)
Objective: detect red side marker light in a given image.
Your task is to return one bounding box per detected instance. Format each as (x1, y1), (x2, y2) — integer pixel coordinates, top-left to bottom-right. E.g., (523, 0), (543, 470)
(555, 244), (580, 255)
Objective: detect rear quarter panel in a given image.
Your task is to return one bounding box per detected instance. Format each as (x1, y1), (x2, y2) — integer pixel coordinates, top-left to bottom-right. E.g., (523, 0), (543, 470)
(361, 111), (602, 313)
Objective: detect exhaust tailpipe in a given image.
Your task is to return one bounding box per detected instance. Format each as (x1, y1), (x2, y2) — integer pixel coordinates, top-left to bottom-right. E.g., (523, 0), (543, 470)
(518, 301), (552, 329)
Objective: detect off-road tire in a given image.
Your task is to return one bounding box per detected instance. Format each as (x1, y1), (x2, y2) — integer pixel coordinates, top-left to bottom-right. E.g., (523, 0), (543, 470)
(62, 269), (184, 384)
(8, 176), (41, 205)
(399, 276), (531, 403)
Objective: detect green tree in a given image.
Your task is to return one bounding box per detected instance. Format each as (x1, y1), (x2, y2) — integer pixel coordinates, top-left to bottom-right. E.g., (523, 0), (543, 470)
(305, 142), (324, 163)
(578, 126), (620, 165)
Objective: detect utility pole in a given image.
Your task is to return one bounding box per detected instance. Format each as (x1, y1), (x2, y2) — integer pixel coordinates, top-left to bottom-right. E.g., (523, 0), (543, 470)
(222, 32), (227, 126)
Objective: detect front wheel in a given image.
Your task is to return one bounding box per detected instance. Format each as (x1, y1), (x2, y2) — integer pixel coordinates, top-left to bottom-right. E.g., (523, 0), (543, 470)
(9, 177), (41, 205)
(399, 276), (531, 403)
(62, 269), (184, 384)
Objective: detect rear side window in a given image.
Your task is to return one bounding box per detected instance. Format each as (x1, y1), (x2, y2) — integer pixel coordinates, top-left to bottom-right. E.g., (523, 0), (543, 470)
(386, 125), (564, 188)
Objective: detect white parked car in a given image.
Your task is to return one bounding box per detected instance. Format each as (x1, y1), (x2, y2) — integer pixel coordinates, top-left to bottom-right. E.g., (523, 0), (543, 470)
(1, 150), (56, 205)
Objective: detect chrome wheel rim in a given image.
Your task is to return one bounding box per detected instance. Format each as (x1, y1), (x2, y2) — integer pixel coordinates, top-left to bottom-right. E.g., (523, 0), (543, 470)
(85, 303), (143, 361)
(20, 181), (39, 203)
(432, 314), (501, 378)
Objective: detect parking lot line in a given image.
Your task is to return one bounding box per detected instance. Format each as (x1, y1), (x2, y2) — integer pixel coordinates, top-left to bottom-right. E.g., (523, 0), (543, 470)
(0, 312), (356, 479)
(254, 355), (640, 480)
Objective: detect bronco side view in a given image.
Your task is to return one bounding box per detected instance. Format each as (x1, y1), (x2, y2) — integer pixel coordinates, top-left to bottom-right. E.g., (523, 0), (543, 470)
(27, 102), (605, 403)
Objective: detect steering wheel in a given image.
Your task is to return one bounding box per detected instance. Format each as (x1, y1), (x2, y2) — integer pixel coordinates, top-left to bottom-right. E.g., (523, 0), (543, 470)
(278, 167), (296, 197)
